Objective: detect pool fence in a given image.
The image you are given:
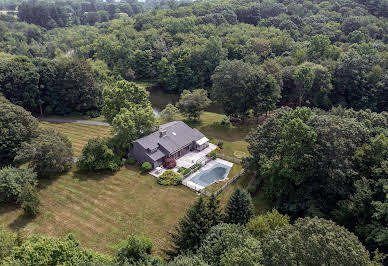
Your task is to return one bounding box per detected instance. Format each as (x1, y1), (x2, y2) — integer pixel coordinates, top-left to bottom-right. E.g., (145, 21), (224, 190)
(216, 153), (242, 164)
(201, 169), (245, 196)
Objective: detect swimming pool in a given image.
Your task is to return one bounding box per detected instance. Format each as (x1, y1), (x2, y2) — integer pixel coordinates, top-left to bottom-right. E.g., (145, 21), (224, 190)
(189, 163), (232, 188)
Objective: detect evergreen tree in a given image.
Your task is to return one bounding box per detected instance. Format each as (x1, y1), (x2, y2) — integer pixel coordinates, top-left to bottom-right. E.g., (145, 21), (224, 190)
(224, 188), (254, 225)
(168, 196), (211, 256)
(206, 194), (222, 228)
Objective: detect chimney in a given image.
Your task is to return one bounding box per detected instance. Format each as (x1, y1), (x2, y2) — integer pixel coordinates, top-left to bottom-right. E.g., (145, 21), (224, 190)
(160, 130), (167, 137)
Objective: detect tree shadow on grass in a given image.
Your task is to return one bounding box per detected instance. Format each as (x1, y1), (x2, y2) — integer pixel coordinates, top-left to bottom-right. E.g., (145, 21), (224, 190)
(71, 168), (117, 182)
(9, 213), (35, 231)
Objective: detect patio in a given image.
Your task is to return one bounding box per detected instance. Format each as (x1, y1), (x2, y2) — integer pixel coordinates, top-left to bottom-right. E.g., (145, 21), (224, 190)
(149, 143), (217, 178)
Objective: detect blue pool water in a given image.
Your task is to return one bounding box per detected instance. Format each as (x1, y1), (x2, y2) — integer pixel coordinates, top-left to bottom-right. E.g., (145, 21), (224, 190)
(190, 163), (232, 187)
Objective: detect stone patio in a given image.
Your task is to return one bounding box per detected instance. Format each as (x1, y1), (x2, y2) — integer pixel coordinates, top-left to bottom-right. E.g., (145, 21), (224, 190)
(149, 143), (217, 178)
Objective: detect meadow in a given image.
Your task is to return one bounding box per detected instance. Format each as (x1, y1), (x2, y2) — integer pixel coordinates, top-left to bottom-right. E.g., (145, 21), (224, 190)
(0, 112), (266, 256)
(40, 121), (111, 157)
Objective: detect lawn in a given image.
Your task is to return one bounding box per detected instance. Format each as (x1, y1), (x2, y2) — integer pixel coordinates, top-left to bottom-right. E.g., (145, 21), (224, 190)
(160, 111), (253, 160)
(39, 122), (111, 157)
(0, 166), (197, 256)
(0, 117), (268, 258)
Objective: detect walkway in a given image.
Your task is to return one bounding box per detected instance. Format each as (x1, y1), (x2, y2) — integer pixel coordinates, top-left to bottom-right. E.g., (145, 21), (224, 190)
(38, 117), (110, 127)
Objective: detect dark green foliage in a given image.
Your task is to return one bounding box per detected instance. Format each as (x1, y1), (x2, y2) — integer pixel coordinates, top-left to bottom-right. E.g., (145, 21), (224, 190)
(197, 223), (263, 266)
(78, 138), (122, 172)
(157, 170), (183, 186)
(0, 167), (37, 203)
(15, 129), (74, 178)
(0, 56), (39, 111)
(0, 167), (38, 202)
(18, 183), (40, 217)
(168, 196), (211, 255)
(126, 157), (136, 165)
(0, 103), (39, 166)
(246, 209), (290, 239)
(116, 235), (160, 265)
(224, 188), (254, 225)
(176, 89), (212, 121)
(246, 107), (388, 254)
(141, 162), (152, 172)
(3, 234), (113, 265)
(261, 217), (371, 265)
(206, 194), (222, 228)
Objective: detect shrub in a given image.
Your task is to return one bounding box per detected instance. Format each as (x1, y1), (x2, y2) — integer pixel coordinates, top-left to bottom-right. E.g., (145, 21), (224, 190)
(141, 162), (152, 172)
(78, 138), (122, 172)
(217, 141), (224, 149)
(18, 183), (40, 217)
(125, 157), (136, 165)
(182, 168), (191, 175)
(208, 151), (217, 159)
(86, 110), (100, 118)
(163, 157), (177, 169)
(0, 167), (37, 203)
(247, 185), (256, 195)
(157, 170), (183, 185)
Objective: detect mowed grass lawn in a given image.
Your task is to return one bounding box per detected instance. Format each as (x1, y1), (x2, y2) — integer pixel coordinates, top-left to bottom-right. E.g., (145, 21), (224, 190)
(0, 166), (197, 256)
(164, 111), (253, 160)
(40, 122), (112, 157)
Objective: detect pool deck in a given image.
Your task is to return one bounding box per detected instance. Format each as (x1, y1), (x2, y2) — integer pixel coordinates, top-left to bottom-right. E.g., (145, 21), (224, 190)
(182, 158), (233, 191)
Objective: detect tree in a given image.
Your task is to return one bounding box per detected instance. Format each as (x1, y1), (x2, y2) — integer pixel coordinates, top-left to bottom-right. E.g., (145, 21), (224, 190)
(176, 89), (211, 121)
(111, 106), (157, 151)
(224, 188), (254, 225)
(0, 167), (38, 203)
(116, 235), (159, 265)
(247, 209), (290, 238)
(18, 183), (40, 217)
(0, 226), (17, 261)
(3, 234), (112, 265)
(0, 103), (39, 166)
(206, 194), (222, 228)
(198, 223), (263, 266)
(15, 129), (73, 178)
(160, 104), (180, 122)
(211, 60), (257, 119)
(293, 64), (315, 106)
(261, 217), (371, 265)
(55, 57), (101, 114)
(102, 80), (152, 123)
(78, 138), (122, 172)
(32, 57), (59, 116)
(158, 57), (177, 92)
(0, 56), (40, 111)
(168, 196), (211, 255)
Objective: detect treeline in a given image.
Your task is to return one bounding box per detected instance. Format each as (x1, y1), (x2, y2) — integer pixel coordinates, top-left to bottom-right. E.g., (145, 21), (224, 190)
(245, 106), (388, 257)
(0, 54), (112, 115)
(0, 0), (387, 117)
(17, 0), (144, 28)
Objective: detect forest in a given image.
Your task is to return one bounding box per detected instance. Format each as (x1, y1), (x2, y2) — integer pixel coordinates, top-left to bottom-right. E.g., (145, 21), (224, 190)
(0, 0), (387, 264)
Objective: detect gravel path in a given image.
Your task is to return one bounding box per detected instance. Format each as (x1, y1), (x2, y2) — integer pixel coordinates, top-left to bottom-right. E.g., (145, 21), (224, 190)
(38, 117), (110, 127)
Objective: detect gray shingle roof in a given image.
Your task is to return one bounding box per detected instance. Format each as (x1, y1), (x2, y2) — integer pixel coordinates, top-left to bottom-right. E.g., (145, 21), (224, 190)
(133, 121), (205, 154)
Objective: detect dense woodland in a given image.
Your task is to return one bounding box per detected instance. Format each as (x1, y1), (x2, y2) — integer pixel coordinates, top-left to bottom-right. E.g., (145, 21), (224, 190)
(0, 0), (387, 264)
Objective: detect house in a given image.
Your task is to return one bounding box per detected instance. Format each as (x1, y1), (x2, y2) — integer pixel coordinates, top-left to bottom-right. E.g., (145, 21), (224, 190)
(129, 121), (210, 168)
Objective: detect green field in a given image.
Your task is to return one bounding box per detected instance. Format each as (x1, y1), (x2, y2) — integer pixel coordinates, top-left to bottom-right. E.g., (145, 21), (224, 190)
(0, 116), (267, 257)
(40, 122), (111, 157)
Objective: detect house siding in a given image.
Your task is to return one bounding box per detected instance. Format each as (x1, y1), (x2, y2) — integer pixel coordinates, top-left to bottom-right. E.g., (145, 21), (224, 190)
(130, 142), (156, 166)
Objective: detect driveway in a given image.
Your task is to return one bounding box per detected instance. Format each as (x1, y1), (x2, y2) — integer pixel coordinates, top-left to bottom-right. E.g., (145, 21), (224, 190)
(38, 117), (110, 127)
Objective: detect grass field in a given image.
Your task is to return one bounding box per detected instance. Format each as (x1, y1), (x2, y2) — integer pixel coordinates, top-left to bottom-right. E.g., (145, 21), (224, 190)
(40, 122), (111, 157)
(160, 111), (252, 160)
(0, 166), (198, 256)
(0, 119), (269, 257)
